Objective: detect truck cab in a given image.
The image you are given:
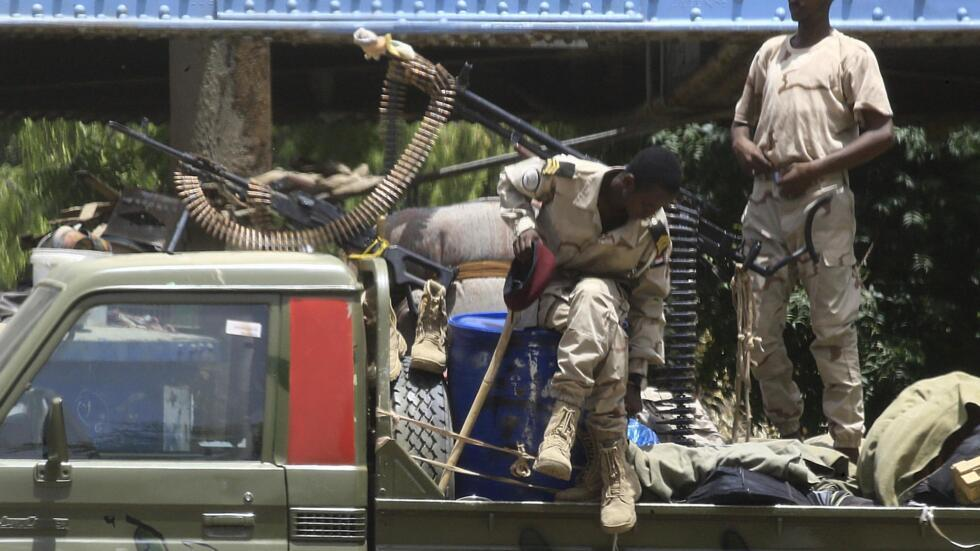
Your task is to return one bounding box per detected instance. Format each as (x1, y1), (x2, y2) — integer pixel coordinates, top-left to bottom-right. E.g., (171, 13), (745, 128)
(0, 251), (976, 550)
(0, 252), (368, 549)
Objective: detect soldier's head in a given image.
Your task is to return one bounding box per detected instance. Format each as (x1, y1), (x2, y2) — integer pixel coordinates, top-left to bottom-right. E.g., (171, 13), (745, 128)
(788, 0), (833, 23)
(615, 145), (681, 220)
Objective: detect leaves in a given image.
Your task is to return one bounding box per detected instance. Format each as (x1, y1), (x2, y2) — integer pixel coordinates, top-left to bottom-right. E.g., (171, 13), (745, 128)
(656, 122), (980, 434)
(901, 210), (927, 230)
(0, 118), (169, 288)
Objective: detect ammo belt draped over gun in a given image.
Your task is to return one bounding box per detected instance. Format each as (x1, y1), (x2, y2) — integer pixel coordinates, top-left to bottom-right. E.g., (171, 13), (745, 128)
(107, 33), (459, 289)
(108, 122), (455, 291)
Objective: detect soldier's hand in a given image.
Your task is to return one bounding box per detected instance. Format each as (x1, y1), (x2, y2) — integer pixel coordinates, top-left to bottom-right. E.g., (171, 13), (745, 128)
(732, 137), (773, 177)
(513, 229), (541, 261)
(778, 162), (817, 199)
(626, 384), (643, 417)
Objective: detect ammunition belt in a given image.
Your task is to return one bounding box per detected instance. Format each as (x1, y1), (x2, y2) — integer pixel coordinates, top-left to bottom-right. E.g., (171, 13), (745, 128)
(175, 40), (456, 251)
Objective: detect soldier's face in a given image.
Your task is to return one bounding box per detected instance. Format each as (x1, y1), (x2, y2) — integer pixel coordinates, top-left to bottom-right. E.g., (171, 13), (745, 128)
(626, 186), (675, 220)
(788, 0), (830, 22)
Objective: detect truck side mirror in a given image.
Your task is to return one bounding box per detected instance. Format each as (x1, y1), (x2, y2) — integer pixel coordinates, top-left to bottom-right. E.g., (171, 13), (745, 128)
(35, 396), (72, 484)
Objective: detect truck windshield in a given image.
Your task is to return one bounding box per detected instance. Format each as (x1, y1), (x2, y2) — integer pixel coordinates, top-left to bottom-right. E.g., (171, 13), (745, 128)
(0, 285), (60, 369)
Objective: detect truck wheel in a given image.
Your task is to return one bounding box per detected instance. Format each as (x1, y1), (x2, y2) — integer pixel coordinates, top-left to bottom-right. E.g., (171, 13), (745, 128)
(391, 363), (453, 494)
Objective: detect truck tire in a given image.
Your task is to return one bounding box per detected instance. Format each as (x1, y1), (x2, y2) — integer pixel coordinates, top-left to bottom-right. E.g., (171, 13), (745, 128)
(391, 362), (453, 492)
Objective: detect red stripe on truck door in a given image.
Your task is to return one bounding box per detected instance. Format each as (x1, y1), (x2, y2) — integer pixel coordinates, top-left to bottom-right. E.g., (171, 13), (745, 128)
(288, 298), (355, 464)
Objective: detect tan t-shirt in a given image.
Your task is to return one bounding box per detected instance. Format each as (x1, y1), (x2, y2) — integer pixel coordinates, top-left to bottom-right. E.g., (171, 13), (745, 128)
(733, 30), (893, 168)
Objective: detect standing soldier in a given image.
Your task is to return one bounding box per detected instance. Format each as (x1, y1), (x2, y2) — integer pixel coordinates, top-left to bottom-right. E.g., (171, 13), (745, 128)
(498, 146), (681, 533)
(731, 0), (894, 461)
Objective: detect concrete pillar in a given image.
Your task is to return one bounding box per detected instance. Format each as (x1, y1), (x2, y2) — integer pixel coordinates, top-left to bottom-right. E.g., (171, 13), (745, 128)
(661, 40), (702, 104)
(169, 37), (272, 176)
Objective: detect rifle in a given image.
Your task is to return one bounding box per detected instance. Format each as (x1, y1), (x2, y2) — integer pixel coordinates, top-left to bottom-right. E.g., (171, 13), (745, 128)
(107, 121), (456, 291)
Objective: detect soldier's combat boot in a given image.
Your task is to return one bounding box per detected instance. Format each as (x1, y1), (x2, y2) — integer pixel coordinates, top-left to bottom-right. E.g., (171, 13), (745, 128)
(533, 403), (580, 481)
(598, 439), (641, 534)
(555, 428), (601, 501)
(409, 279), (448, 374)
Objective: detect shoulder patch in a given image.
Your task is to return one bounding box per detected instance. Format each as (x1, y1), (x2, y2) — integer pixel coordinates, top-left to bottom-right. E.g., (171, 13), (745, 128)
(656, 234), (671, 257)
(649, 222), (671, 257)
(542, 158), (576, 178)
(521, 168), (541, 194)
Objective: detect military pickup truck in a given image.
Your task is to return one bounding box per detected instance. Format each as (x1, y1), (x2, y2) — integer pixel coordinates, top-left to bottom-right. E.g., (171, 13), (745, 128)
(0, 251), (976, 550)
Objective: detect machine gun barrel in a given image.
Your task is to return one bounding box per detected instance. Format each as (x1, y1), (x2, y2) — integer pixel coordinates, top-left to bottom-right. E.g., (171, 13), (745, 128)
(457, 88), (589, 160)
(108, 121), (348, 232)
(107, 121), (253, 192)
(416, 126), (643, 183)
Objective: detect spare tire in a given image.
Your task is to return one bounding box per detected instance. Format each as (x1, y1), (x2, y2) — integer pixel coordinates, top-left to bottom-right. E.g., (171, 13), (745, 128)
(391, 363), (453, 493)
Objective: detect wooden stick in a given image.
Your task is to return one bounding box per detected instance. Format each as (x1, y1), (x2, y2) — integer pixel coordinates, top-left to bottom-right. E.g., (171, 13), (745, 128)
(437, 310), (516, 493)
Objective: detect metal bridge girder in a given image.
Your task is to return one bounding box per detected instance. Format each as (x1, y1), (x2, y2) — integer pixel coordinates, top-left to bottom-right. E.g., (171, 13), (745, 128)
(0, 0), (977, 39)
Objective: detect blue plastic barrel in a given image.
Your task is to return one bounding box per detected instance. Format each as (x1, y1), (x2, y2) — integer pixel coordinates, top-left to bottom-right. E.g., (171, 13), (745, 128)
(448, 311), (577, 501)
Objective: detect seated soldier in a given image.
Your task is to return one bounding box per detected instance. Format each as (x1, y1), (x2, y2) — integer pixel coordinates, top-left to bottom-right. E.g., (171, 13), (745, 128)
(497, 146), (681, 533)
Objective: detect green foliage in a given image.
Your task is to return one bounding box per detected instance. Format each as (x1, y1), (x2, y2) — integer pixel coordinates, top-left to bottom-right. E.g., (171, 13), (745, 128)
(654, 122), (980, 434)
(0, 119), (169, 288)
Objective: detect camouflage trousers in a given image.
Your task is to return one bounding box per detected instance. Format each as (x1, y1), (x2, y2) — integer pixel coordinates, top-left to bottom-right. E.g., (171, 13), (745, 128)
(741, 173), (864, 448)
(538, 276), (630, 439)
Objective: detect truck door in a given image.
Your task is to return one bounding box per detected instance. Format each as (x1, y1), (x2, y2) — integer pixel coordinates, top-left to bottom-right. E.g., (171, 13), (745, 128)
(0, 296), (288, 550)
(281, 296), (368, 551)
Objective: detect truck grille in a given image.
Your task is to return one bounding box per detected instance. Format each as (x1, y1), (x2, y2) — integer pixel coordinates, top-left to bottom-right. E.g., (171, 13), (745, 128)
(290, 507), (367, 542)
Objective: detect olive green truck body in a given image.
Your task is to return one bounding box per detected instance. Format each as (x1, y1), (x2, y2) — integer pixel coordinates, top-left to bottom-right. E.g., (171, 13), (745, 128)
(0, 252), (975, 550)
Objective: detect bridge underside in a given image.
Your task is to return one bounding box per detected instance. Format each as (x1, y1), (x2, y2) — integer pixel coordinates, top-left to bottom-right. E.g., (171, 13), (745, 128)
(0, 0), (977, 44)
(2, 1), (978, 167)
(2, 36), (978, 126)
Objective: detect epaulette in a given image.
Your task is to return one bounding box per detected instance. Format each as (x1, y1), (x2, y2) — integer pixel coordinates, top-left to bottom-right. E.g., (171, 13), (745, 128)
(542, 157), (576, 178)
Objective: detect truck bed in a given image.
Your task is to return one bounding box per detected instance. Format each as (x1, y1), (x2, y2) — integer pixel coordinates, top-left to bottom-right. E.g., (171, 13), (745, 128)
(376, 498), (980, 550)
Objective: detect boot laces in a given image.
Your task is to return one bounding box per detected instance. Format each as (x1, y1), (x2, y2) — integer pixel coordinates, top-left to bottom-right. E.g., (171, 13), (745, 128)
(601, 444), (625, 501)
(417, 285), (446, 344)
(556, 407), (575, 438)
(545, 407), (576, 452)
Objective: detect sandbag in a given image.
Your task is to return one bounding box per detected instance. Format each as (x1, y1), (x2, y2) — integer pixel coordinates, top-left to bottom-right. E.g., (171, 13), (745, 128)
(384, 197), (513, 269)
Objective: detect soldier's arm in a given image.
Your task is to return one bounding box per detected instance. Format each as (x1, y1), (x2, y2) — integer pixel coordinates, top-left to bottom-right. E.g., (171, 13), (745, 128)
(731, 45), (773, 176)
(626, 239), (671, 392)
(804, 110), (894, 178)
(497, 157), (551, 237)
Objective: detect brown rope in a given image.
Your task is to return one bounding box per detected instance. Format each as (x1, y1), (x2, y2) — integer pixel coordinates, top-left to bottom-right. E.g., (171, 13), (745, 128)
(378, 408), (535, 463)
(732, 265), (760, 443)
(410, 456), (558, 494)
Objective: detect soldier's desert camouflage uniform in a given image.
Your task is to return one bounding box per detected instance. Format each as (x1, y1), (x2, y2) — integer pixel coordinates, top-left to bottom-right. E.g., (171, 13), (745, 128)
(498, 154), (670, 442)
(734, 30), (893, 448)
